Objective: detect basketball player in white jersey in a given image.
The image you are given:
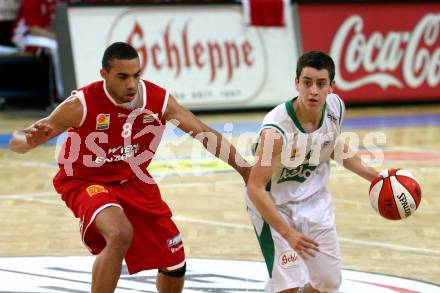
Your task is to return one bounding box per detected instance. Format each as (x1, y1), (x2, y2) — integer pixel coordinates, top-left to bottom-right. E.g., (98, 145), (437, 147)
(245, 51), (379, 293)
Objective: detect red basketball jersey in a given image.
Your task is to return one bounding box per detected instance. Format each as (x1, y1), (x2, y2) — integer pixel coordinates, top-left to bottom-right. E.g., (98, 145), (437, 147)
(54, 80), (168, 184)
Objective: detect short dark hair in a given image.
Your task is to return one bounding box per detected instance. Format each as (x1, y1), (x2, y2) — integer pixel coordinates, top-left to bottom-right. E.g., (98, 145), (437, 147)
(102, 42), (139, 71)
(296, 51), (335, 82)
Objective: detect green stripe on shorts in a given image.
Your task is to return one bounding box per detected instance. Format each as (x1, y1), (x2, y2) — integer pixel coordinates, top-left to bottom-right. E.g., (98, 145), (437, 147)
(254, 221), (275, 278)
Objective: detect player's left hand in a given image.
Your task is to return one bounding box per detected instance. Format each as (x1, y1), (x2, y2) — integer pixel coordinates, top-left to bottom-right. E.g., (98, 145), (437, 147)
(284, 229), (320, 261)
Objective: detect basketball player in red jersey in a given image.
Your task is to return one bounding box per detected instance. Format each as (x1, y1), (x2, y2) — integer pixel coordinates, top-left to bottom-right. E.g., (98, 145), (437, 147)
(10, 42), (250, 292)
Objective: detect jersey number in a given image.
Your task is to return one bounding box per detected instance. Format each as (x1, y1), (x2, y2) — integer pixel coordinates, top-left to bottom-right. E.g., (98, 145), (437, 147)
(121, 123), (132, 138)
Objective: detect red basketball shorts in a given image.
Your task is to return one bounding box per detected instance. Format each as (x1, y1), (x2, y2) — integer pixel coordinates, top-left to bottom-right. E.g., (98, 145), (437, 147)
(53, 175), (185, 274)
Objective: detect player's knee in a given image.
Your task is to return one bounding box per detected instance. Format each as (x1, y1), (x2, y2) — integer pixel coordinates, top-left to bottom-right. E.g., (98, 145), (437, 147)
(105, 223), (133, 251)
(158, 262), (186, 278)
(311, 271), (341, 293)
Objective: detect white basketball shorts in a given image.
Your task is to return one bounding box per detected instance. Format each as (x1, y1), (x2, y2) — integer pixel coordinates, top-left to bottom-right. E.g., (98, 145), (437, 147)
(244, 189), (342, 293)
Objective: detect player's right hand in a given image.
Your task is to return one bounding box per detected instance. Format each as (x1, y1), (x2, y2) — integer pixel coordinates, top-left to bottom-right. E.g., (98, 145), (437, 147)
(24, 121), (53, 148)
(284, 228), (320, 260)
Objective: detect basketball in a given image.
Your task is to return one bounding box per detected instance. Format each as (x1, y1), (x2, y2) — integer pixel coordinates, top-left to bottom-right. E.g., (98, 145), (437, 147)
(369, 168), (422, 220)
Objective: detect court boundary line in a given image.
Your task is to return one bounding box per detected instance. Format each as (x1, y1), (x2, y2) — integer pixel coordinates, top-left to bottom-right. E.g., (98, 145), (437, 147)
(1, 190), (440, 257)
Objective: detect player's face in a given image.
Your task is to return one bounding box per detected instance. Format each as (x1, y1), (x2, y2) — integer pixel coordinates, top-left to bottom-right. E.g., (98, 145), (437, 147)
(295, 67), (334, 111)
(100, 58), (141, 104)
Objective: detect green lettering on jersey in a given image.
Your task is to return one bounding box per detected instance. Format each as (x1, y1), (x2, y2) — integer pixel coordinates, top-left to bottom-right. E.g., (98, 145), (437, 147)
(277, 151), (317, 183)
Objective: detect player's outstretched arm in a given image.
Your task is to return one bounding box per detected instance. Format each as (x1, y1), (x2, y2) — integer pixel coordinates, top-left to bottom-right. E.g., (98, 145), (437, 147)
(9, 97), (83, 154)
(332, 142), (378, 182)
(247, 129), (319, 260)
(163, 95), (250, 183)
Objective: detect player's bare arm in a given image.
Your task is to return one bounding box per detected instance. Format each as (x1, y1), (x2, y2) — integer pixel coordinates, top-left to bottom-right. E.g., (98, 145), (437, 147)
(332, 107), (377, 182)
(163, 95), (250, 183)
(9, 97), (83, 154)
(332, 142), (378, 182)
(247, 129), (319, 260)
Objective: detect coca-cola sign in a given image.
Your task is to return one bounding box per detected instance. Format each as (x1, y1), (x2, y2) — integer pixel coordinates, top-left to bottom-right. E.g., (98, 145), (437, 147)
(298, 3), (440, 103)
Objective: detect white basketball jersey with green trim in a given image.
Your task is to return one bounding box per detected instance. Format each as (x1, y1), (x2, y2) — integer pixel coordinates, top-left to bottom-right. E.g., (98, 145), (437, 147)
(256, 94), (345, 205)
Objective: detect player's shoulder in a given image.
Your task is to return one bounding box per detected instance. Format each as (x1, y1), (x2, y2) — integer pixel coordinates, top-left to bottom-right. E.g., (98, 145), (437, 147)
(78, 80), (103, 92)
(48, 95), (84, 128)
(143, 79), (168, 99)
(57, 95), (83, 114)
(259, 100), (292, 145)
(74, 81), (104, 101)
(263, 100), (290, 125)
(326, 93), (345, 110)
(325, 93), (345, 126)
(143, 80), (165, 91)
(61, 83), (94, 113)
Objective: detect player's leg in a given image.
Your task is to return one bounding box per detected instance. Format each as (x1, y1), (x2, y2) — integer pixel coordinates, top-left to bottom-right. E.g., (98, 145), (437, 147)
(56, 181), (129, 293)
(301, 226), (341, 293)
(299, 193), (342, 293)
(246, 205), (309, 293)
(156, 261), (186, 292)
(277, 289), (300, 293)
(120, 179), (186, 287)
(301, 284), (323, 293)
(92, 206), (133, 293)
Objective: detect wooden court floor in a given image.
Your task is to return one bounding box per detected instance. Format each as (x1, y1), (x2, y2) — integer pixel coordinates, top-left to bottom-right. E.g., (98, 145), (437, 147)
(0, 104), (439, 286)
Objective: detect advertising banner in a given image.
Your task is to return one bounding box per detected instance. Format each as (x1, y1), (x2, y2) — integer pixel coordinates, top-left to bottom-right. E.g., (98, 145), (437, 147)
(66, 5), (300, 110)
(298, 3), (440, 103)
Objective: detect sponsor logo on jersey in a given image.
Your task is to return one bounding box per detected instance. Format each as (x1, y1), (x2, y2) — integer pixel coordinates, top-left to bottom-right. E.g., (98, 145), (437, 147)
(327, 112), (339, 124)
(96, 113), (110, 130)
(171, 243), (184, 253)
(86, 185), (109, 197)
(279, 251), (298, 268)
(167, 234), (182, 247)
(143, 113), (159, 124)
(167, 234), (183, 253)
(1, 257), (438, 292)
(278, 164), (317, 183)
(95, 144), (140, 164)
(278, 151), (317, 183)
(117, 113), (128, 118)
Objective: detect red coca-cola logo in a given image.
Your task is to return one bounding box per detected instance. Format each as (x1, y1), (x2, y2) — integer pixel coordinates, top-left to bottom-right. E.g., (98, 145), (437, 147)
(330, 14), (440, 91)
(299, 3), (440, 102)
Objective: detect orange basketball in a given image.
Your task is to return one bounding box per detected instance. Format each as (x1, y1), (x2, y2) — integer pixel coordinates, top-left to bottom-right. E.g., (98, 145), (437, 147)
(369, 168), (422, 220)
